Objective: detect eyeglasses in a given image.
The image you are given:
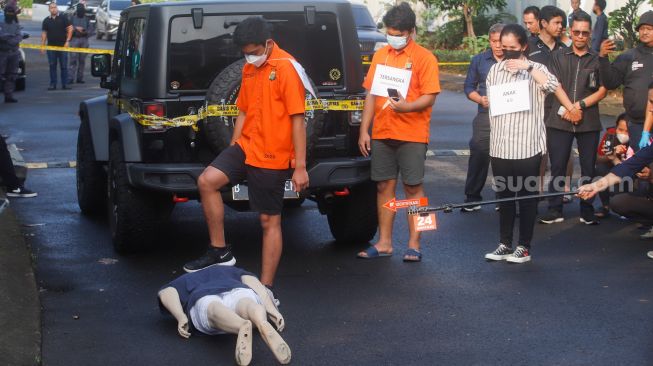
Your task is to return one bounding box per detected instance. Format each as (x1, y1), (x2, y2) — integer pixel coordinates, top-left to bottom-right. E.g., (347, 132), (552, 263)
(571, 30), (591, 37)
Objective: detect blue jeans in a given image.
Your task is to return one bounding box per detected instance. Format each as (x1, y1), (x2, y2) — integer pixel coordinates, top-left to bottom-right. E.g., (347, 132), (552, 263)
(46, 50), (68, 87)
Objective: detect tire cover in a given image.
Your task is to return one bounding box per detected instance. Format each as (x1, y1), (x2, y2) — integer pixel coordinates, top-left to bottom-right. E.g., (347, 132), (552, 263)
(203, 59), (324, 167)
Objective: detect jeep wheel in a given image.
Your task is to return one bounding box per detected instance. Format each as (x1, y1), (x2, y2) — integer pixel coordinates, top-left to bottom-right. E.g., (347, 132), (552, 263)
(203, 59), (324, 166)
(107, 140), (174, 253)
(76, 118), (106, 215)
(326, 182), (378, 244)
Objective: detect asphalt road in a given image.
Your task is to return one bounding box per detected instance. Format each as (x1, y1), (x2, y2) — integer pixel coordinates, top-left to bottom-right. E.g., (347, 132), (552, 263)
(3, 22), (653, 365)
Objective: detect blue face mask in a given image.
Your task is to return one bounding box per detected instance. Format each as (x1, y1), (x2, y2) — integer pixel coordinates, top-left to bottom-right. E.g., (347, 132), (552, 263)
(386, 34), (408, 50)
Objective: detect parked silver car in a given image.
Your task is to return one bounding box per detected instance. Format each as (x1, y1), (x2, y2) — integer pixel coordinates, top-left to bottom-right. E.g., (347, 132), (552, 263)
(95, 0), (130, 41)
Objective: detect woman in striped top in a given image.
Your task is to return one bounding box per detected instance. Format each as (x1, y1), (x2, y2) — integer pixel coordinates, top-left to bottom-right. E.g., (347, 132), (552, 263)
(484, 24), (559, 264)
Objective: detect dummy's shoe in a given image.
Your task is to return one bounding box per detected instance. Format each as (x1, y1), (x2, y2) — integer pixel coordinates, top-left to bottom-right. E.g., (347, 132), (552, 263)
(6, 187), (38, 198)
(538, 211), (563, 224)
(506, 245), (531, 263)
(61, 85), (71, 90)
(182, 245), (236, 272)
(485, 243), (513, 261)
(235, 320), (253, 366)
(47, 84), (56, 90)
(4, 96), (17, 103)
(257, 322), (291, 364)
(76, 79), (85, 84)
(640, 227), (653, 240)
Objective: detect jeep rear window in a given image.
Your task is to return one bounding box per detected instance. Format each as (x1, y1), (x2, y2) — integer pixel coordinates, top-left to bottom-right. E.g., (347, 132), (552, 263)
(168, 12), (344, 91)
(352, 6), (376, 29)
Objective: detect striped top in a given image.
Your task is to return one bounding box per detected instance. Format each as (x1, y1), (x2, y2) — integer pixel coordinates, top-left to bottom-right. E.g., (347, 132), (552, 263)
(487, 60), (559, 160)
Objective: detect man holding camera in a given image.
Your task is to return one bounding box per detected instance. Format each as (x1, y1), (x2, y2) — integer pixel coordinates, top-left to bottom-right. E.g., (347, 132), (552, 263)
(539, 11), (607, 225)
(600, 11), (653, 151)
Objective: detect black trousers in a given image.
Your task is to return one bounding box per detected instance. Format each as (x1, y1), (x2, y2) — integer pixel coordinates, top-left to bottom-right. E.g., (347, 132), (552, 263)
(611, 192), (653, 226)
(491, 154), (541, 248)
(464, 112), (490, 201)
(546, 128), (599, 216)
(0, 135), (20, 189)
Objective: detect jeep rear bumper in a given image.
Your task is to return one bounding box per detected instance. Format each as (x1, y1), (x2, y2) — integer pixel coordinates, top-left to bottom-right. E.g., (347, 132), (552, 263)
(125, 157), (371, 194)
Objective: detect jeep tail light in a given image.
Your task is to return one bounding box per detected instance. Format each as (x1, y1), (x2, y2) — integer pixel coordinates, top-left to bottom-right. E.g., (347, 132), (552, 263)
(348, 110), (362, 125)
(144, 103), (165, 117)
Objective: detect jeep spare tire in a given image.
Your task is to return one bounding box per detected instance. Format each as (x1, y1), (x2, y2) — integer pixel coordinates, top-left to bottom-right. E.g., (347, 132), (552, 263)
(203, 59), (324, 166)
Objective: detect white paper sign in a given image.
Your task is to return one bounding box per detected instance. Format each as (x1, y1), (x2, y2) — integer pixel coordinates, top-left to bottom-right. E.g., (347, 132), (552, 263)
(488, 80), (531, 117)
(370, 64), (412, 99)
(289, 59), (317, 99)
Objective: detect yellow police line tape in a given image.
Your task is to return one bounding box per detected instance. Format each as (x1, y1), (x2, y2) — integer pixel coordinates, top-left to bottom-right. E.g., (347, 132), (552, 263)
(111, 97), (365, 131)
(21, 44), (470, 66)
(20, 43), (114, 54)
(362, 61), (470, 66)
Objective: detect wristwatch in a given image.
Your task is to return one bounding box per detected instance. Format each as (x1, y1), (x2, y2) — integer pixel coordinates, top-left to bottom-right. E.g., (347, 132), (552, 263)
(526, 64), (534, 73)
(579, 100), (587, 110)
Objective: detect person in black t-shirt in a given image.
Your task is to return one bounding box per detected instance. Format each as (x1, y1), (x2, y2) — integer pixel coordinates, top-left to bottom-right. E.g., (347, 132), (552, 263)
(41, 2), (72, 90)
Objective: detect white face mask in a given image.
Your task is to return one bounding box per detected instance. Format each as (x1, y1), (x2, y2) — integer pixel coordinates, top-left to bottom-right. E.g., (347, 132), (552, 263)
(617, 133), (629, 144)
(245, 42), (270, 67)
(386, 34), (408, 50)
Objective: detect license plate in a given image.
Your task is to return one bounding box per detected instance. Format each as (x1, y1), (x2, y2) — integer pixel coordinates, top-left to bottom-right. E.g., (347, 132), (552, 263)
(232, 180), (299, 201)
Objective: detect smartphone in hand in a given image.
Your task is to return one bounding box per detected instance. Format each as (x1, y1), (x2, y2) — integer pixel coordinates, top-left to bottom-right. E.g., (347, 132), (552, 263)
(387, 88), (400, 101)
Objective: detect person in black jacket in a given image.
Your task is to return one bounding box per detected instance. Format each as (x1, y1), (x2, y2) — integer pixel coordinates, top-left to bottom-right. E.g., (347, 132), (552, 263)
(0, 4), (22, 103)
(539, 11), (607, 226)
(600, 11), (653, 151)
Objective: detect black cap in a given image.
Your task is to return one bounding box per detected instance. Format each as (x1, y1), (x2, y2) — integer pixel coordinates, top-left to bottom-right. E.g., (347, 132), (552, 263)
(637, 11), (653, 30)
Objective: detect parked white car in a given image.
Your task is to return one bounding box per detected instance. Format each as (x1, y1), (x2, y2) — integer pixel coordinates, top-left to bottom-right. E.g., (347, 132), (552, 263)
(95, 0), (129, 41)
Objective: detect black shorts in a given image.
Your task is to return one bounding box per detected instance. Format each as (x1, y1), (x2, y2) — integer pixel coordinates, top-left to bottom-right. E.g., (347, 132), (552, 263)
(210, 144), (291, 215)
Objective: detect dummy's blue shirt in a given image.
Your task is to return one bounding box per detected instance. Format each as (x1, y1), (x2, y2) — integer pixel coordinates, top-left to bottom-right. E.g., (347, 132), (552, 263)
(158, 266), (255, 315)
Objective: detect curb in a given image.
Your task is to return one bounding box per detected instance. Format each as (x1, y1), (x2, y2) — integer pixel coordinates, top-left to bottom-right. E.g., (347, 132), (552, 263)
(0, 205), (41, 366)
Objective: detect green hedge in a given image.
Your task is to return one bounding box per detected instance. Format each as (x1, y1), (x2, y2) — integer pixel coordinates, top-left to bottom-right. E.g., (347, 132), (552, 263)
(433, 49), (473, 75)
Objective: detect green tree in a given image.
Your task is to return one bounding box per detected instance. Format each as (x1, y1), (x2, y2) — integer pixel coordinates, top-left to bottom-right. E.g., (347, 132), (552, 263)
(609, 0), (644, 49)
(421, 0), (506, 38)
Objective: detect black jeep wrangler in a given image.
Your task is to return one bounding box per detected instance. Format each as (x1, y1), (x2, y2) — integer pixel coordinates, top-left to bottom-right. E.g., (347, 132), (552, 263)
(76, 0), (378, 252)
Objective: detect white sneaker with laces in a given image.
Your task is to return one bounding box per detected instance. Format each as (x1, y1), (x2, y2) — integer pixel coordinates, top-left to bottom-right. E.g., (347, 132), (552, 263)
(484, 244), (513, 261)
(506, 245), (531, 263)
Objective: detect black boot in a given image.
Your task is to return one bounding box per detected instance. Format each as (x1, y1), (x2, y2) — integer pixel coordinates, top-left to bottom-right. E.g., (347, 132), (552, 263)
(4, 96), (17, 103)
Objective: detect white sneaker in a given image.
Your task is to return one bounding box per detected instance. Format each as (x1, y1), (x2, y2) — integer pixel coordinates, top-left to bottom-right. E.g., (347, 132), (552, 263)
(461, 205), (481, 212)
(647, 251), (653, 259)
(640, 227), (653, 240)
(506, 245), (531, 263)
(484, 244), (513, 261)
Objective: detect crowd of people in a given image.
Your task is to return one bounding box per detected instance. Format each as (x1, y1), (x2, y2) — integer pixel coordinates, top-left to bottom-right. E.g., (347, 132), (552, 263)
(461, 1), (653, 262)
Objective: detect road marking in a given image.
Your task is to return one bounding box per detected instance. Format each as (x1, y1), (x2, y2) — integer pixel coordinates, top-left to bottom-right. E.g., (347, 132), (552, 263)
(26, 161), (77, 169)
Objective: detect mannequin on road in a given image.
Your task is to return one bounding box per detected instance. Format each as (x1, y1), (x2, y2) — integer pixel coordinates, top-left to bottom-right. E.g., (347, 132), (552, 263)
(158, 266), (291, 365)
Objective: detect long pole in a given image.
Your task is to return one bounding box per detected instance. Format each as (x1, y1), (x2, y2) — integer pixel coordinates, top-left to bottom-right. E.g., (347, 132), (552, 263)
(409, 191), (578, 215)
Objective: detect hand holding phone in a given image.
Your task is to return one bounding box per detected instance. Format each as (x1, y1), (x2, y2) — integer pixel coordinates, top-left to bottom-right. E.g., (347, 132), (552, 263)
(387, 88), (400, 101)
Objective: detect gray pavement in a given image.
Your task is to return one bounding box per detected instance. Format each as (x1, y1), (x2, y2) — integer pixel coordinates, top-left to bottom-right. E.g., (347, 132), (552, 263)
(2, 21), (653, 365)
